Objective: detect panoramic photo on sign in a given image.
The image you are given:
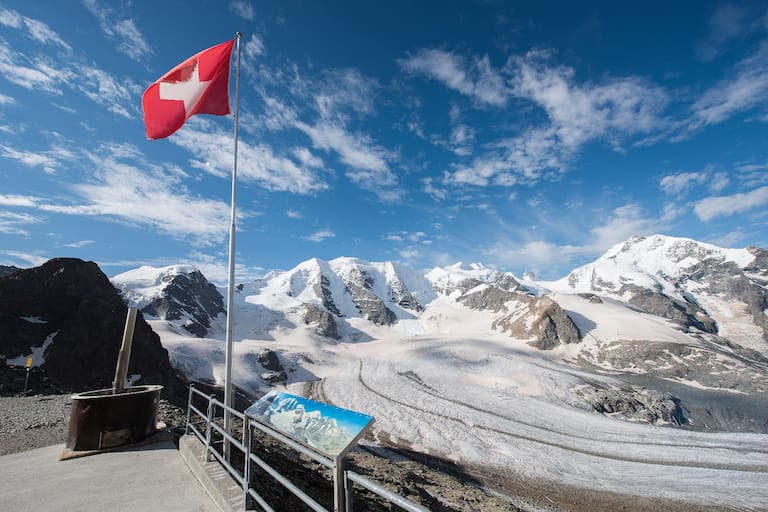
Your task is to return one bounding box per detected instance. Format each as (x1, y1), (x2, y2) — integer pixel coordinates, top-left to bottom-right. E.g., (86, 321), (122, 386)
(245, 391), (374, 457)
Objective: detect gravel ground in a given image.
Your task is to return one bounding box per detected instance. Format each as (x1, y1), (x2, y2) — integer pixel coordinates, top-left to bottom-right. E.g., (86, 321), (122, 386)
(0, 393), (187, 456)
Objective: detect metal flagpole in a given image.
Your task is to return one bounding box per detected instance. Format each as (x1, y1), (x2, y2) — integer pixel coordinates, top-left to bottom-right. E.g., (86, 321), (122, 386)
(224, 31), (242, 461)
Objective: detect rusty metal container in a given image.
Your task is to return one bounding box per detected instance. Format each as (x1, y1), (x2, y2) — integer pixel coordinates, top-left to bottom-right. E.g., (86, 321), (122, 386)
(66, 384), (163, 451)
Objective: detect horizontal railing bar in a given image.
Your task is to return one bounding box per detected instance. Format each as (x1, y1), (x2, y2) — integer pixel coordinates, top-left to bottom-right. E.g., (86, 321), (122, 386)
(189, 403), (207, 421)
(248, 452), (329, 512)
(208, 421), (247, 454)
(188, 423), (205, 444)
(248, 418), (335, 469)
(210, 397), (245, 420)
(189, 386), (210, 399)
(346, 471), (429, 512)
(246, 488), (277, 512)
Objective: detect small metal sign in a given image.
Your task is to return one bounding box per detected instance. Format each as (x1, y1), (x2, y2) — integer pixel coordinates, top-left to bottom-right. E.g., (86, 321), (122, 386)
(245, 391), (374, 458)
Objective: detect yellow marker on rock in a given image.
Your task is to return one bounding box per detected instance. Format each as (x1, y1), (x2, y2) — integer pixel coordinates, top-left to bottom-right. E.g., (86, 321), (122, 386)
(25, 357), (33, 368)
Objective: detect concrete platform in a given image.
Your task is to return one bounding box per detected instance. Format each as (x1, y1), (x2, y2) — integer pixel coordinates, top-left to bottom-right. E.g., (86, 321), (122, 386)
(179, 435), (246, 512)
(0, 440), (220, 512)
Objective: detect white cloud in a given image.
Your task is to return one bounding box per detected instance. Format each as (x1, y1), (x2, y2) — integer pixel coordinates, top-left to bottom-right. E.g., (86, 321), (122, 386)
(688, 41), (768, 132)
(244, 34), (265, 59)
(399, 49), (508, 106)
(0, 38), (136, 119)
(0, 8), (21, 28)
(305, 229), (335, 243)
(446, 127), (564, 187)
(507, 50), (668, 149)
(0, 210), (40, 235)
(286, 210), (302, 219)
(0, 194), (39, 207)
(62, 239), (95, 248)
(77, 65), (139, 119)
(291, 146), (324, 168)
(422, 177), (448, 200)
(229, 1), (256, 20)
(81, 0), (152, 60)
(0, 144), (60, 173)
(294, 120), (400, 200)
(171, 119), (328, 194)
(660, 203), (687, 223)
(0, 39), (67, 94)
(22, 16), (71, 49)
(587, 204), (662, 251)
(0, 8), (70, 49)
(443, 51), (668, 188)
(0, 91), (14, 105)
(659, 171), (709, 195)
(315, 68), (378, 120)
(399, 249), (421, 260)
(46, 165), (232, 245)
(385, 231), (429, 243)
(0, 250), (48, 267)
(694, 186), (768, 221)
(710, 172), (730, 193)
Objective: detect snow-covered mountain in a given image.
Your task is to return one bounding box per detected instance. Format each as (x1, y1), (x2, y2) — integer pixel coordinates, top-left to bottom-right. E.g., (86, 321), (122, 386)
(546, 234), (768, 349)
(118, 237), (767, 431)
(112, 265), (225, 337)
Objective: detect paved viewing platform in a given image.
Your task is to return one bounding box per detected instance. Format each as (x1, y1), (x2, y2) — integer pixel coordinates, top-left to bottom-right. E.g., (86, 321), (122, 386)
(0, 440), (220, 512)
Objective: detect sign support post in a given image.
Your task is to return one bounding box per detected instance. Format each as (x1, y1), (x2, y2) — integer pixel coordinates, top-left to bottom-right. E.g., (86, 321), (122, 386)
(23, 356), (32, 393)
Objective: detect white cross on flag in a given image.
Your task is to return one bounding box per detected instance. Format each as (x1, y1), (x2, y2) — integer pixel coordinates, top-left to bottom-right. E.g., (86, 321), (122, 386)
(142, 40), (234, 140)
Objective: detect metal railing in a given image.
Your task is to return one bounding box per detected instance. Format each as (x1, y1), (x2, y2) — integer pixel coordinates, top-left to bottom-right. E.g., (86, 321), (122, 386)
(186, 385), (429, 512)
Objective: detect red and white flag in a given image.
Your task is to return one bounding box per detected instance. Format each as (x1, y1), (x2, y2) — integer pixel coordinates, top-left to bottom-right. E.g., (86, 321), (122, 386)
(142, 40), (235, 140)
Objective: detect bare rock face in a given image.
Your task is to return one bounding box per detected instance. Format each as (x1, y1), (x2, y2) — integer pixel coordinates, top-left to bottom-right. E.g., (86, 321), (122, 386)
(344, 267), (397, 326)
(624, 286), (717, 334)
(458, 286), (520, 313)
(139, 270), (225, 338)
(492, 295), (582, 349)
(0, 258), (185, 398)
(244, 349), (287, 385)
(587, 340), (768, 394)
(575, 385), (689, 426)
(302, 303), (340, 339)
(310, 274), (342, 317)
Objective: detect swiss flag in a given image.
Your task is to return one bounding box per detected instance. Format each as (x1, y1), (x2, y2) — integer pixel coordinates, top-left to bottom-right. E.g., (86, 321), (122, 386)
(142, 40), (235, 140)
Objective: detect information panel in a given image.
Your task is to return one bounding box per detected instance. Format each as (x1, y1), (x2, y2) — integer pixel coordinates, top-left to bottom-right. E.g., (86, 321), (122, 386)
(245, 390), (374, 458)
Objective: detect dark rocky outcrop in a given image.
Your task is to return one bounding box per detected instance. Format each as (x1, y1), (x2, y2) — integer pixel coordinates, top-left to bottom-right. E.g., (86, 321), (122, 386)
(492, 295), (582, 349)
(458, 286), (520, 313)
(244, 349), (287, 384)
(0, 258), (186, 399)
(302, 303), (340, 339)
(344, 267), (397, 326)
(135, 270), (225, 337)
(624, 286), (717, 334)
(575, 385), (689, 426)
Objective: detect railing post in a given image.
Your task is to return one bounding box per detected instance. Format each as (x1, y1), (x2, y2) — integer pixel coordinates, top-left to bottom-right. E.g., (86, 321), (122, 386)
(334, 455), (346, 512)
(205, 394), (215, 462)
(185, 384), (194, 436)
(243, 415), (253, 511)
(344, 470), (354, 512)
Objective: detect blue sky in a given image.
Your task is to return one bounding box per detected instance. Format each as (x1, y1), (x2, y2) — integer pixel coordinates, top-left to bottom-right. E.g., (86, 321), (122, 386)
(1, 0), (767, 282)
